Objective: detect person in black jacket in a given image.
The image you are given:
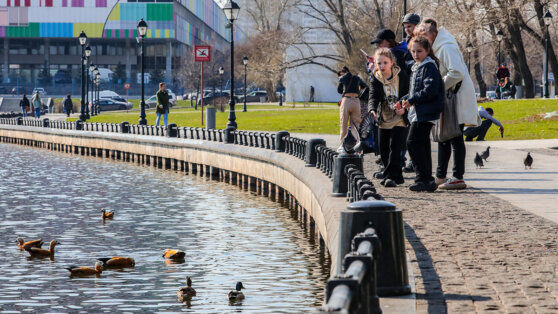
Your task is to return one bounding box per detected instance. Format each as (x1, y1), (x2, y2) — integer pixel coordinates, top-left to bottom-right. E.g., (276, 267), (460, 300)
(337, 66), (367, 152)
(401, 36), (445, 192)
(368, 48), (409, 187)
(402, 14), (420, 74)
(371, 28), (408, 76)
(19, 94), (30, 117)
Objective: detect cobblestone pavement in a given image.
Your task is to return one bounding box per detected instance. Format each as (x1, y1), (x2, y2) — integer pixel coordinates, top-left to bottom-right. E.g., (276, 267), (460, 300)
(362, 154), (558, 313)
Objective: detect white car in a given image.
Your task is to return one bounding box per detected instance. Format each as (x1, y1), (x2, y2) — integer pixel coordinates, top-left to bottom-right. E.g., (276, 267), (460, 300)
(32, 88), (47, 96)
(146, 93), (176, 109)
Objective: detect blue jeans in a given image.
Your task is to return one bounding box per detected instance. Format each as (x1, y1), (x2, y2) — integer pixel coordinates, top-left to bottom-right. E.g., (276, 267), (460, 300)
(156, 110), (169, 126)
(21, 108), (27, 117)
(35, 108), (41, 119)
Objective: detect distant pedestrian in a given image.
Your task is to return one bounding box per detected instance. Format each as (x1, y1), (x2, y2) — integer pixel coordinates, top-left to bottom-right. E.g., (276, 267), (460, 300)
(19, 94), (30, 117)
(401, 36), (445, 192)
(464, 106), (504, 141)
(495, 77), (516, 99)
(496, 63), (510, 81)
(63, 94), (73, 118)
(415, 18), (479, 191)
(32, 92), (42, 119)
(156, 82), (170, 126)
(337, 66), (367, 152)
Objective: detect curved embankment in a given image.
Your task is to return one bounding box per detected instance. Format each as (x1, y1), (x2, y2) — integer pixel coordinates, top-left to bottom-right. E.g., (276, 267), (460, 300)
(0, 124), (348, 272)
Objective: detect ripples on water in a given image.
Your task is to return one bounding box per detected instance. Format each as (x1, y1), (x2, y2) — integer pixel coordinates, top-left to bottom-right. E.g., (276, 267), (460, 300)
(0, 143), (330, 312)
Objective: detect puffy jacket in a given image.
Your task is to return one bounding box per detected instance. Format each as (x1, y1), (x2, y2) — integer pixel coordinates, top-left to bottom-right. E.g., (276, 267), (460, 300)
(391, 42), (409, 76)
(403, 57), (445, 122)
(337, 73), (367, 95)
(368, 66), (410, 125)
(432, 27), (479, 126)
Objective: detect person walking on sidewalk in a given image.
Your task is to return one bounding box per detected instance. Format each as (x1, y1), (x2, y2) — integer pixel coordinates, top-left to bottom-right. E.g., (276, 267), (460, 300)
(464, 106), (504, 141)
(63, 94), (73, 117)
(32, 92), (42, 119)
(337, 66), (367, 152)
(401, 36), (445, 192)
(19, 94), (30, 117)
(156, 82), (170, 127)
(368, 48), (409, 187)
(416, 18), (479, 191)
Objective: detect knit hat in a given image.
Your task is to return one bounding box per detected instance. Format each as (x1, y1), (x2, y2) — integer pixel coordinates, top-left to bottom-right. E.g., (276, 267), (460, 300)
(402, 13), (420, 25)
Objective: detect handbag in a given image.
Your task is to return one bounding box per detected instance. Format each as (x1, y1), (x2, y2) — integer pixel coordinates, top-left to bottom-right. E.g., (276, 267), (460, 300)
(432, 88), (462, 142)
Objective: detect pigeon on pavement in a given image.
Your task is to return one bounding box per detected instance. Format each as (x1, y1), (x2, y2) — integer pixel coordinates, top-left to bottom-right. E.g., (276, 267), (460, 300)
(480, 146), (490, 162)
(474, 152), (484, 169)
(524, 152), (533, 169)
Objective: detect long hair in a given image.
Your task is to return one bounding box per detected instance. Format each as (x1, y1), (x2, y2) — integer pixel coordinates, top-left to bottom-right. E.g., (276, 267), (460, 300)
(409, 36), (441, 68)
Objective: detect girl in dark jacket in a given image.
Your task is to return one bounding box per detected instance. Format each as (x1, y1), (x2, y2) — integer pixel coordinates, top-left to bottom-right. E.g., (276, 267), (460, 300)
(19, 94), (30, 117)
(401, 36), (445, 192)
(368, 48), (409, 187)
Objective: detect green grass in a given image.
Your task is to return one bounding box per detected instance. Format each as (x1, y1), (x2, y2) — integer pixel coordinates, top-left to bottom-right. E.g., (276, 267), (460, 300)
(481, 99), (558, 140)
(65, 98), (558, 140)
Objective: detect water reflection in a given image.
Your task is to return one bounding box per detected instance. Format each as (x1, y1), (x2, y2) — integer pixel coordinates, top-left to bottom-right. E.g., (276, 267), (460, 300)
(0, 143), (330, 312)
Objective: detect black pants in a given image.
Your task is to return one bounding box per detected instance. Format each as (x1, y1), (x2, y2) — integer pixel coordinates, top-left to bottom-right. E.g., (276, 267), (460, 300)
(407, 122), (434, 183)
(400, 126), (410, 166)
(436, 124), (466, 180)
(379, 126), (405, 182)
(464, 119), (492, 141)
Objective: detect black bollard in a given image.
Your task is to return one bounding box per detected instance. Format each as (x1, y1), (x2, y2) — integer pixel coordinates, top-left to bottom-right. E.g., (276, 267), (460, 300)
(305, 139), (325, 166)
(279, 93), (283, 106)
(275, 130), (290, 152)
(75, 120), (83, 130)
(17, 117), (23, 125)
(120, 121), (130, 134)
(225, 126), (236, 144)
(167, 123), (178, 137)
(332, 154), (363, 197)
(343, 200), (410, 296)
(42, 118), (49, 128)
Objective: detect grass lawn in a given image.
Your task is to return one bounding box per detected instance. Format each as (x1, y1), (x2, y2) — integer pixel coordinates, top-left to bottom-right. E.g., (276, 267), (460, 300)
(65, 98), (558, 140)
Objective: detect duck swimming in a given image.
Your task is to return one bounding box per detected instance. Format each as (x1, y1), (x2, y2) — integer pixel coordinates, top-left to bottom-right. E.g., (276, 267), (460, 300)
(97, 256), (135, 268)
(162, 249), (185, 260)
(228, 282), (245, 302)
(66, 261), (104, 277)
(101, 209), (114, 219)
(17, 237), (43, 250)
(177, 276), (197, 302)
(25, 239), (60, 258)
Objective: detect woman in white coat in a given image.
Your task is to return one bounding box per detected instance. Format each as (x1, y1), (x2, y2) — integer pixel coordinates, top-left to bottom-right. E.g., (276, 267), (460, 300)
(415, 18), (479, 190)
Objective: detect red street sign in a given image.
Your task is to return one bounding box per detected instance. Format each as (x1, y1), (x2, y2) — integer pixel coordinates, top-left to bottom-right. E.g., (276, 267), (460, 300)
(194, 45), (211, 62)
(124, 83), (131, 90)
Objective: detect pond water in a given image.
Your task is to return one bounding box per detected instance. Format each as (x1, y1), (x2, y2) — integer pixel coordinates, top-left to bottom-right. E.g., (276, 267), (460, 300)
(0, 143), (330, 313)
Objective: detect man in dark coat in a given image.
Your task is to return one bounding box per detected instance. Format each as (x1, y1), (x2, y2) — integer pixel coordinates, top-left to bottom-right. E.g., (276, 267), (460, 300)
(19, 94), (30, 117)
(402, 13), (421, 74)
(156, 82), (170, 126)
(63, 94), (73, 117)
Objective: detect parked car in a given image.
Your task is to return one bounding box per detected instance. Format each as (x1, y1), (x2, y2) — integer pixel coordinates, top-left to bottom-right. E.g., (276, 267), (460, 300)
(54, 70), (72, 83)
(239, 90), (268, 103)
(199, 91), (229, 106)
(145, 93), (176, 108)
(98, 98), (133, 111)
(32, 87), (47, 96)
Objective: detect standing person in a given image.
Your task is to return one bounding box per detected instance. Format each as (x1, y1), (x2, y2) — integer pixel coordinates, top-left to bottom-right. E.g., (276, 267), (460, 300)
(464, 106), (504, 141)
(32, 92), (42, 119)
(402, 13), (421, 73)
(370, 29), (408, 75)
(156, 82), (170, 127)
(19, 94), (30, 117)
(400, 36), (445, 192)
(63, 94), (73, 118)
(337, 66), (367, 152)
(368, 48), (409, 187)
(496, 63), (510, 81)
(415, 19), (479, 190)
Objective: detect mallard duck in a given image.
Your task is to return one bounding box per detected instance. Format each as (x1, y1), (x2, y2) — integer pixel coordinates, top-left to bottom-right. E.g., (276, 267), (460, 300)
(162, 249), (185, 260)
(66, 261), (103, 277)
(101, 209), (114, 219)
(17, 237), (43, 250)
(97, 256), (135, 268)
(25, 239), (60, 258)
(177, 276), (197, 302)
(228, 282), (245, 301)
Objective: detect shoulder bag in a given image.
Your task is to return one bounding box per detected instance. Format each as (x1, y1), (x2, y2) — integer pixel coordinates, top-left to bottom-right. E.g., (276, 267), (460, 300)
(432, 83), (462, 142)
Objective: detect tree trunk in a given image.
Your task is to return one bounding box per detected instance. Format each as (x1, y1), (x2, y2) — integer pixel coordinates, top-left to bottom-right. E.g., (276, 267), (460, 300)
(506, 12), (534, 98)
(471, 32), (487, 97)
(533, 0), (558, 94)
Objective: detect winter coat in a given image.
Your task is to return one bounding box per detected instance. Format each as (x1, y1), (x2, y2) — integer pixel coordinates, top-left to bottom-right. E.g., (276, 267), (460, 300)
(368, 66), (410, 126)
(403, 39), (415, 75)
(432, 27), (479, 126)
(337, 73), (367, 95)
(156, 89), (170, 114)
(63, 98), (73, 112)
(391, 41), (410, 76)
(403, 57), (445, 122)
(19, 97), (30, 108)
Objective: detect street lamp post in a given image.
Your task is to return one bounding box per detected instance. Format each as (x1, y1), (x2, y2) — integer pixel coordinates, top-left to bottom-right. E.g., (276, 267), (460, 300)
(94, 67), (99, 115)
(78, 31), (87, 121)
(467, 42), (473, 73)
(243, 56), (248, 112)
(84, 45), (91, 119)
(222, 0), (240, 141)
(89, 63), (95, 116)
(137, 18), (148, 125)
(219, 66), (224, 97)
(496, 30), (503, 67)
(544, 10), (552, 98)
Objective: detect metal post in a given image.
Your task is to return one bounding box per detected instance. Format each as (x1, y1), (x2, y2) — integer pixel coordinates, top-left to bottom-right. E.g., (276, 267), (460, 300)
(468, 51), (471, 73)
(498, 40), (501, 69)
(226, 21), (237, 131)
(85, 61), (90, 119)
(402, 0), (407, 41)
(243, 63), (247, 112)
(139, 36), (147, 125)
(79, 46), (86, 121)
(544, 25), (550, 98)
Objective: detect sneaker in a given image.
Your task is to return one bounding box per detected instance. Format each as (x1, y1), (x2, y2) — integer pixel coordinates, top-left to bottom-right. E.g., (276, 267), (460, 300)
(384, 179), (397, 187)
(395, 177), (405, 185)
(439, 177), (467, 190)
(380, 178), (387, 186)
(403, 164), (414, 173)
(435, 177), (447, 187)
(409, 181), (437, 192)
(336, 146), (345, 153)
(373, 171), (385, 179)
